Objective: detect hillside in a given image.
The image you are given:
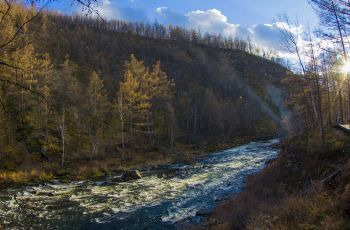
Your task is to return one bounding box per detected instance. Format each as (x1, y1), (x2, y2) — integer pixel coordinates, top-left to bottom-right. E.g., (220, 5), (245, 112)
(0, 6), (291, 183)
(38, 14), (291, 138)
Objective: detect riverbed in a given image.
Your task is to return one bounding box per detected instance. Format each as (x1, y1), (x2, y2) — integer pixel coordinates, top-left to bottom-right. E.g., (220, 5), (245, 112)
(0, 139), (279, 230)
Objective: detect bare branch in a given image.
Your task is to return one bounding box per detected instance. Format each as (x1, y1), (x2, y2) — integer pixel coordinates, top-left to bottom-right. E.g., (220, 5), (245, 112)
(74, 0), (104, 20)
(0, 0), (11, 24)
(278, 15), (307, 75)
(0, 77), (47, 103)
(0, 0), (52, 49)
(0, 59), (24, 70)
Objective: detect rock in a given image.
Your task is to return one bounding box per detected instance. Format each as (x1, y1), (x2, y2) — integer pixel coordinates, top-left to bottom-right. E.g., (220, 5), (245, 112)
(157, 173), (166, 179)
(159, 168), (178, 178)
(35, 191), (54, 197)
(110, 176), (123, 183)
(196, 209), (212, 217)
(202, 164), (212, 169)
(95, 181), (109, 186)
(25, 203), (35, 209)
(121, 170), (142, 181)
(27, 189), (37, 195)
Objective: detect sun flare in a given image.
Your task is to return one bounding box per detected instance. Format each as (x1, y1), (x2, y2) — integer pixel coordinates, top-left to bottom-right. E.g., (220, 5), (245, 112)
(341, 61), (350, 74)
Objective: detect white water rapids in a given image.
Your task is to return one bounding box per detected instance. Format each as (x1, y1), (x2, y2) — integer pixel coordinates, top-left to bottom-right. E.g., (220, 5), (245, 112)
(0, 139), (279, 229)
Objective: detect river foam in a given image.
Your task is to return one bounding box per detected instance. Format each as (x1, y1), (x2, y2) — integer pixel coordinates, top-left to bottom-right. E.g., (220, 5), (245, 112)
(0, 139), (279, 229)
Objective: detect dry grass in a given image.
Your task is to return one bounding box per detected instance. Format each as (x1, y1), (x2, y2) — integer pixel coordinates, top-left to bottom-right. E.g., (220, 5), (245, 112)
(0, 170), (54, 183)
(200, 129), (350, 229)
(0, 135), (263, 186)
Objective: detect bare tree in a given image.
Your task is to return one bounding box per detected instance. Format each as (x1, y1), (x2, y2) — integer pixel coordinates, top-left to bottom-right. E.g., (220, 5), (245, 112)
(279, 15), (320, 129)
(278, 15), (307, 74)
(309, 0), (350, 124)
(309, 0), (348, 58)
(306, 28), (326, 143)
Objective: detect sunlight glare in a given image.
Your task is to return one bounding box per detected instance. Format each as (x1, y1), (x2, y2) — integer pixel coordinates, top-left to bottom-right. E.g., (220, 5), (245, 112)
(341, 61), (350, 74)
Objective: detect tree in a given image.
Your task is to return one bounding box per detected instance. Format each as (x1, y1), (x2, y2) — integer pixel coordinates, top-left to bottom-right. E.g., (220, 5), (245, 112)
(279, 16), (323, 135)
(0, 0), (100, 105)
(305, 29), (325, 143)
(118, 55), (173, 145)
(52, 55), (81, 166)
(147, 61), (174, 144)
(309, 0), (350, 125)
(86, 71), (109, 161)
(309, 0), (348, 58)
(118, 55), (148, 139)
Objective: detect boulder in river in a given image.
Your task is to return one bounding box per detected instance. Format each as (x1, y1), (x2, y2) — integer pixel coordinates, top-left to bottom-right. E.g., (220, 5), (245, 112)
(157, 172), (166, 179)
(157, 168), (178, 179)
(121, 170), (142, 181)
(35, 191), (54, 197)
(94, 180), (110, 186)
(25, 203), (35, 209)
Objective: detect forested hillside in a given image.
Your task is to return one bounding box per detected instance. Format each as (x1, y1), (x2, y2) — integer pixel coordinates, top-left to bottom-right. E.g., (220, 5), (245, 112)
(0, 3), (290, 181)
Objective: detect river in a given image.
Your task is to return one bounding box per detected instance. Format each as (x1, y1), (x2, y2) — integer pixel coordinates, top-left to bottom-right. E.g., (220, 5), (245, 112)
(0, 139), (279, 230)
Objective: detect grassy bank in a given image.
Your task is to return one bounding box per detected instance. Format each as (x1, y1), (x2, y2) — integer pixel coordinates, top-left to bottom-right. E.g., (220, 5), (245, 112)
(0, 135), (271, 187)
(198, 128), (350, 229)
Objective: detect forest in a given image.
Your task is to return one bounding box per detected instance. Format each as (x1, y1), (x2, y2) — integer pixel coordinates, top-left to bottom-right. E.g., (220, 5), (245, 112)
(0, 1), (290, 181)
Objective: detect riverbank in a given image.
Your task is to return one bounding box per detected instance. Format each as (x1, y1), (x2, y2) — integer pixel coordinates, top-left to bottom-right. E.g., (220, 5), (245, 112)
(197, 129), (350, 229)
(0, 134), (276, 188)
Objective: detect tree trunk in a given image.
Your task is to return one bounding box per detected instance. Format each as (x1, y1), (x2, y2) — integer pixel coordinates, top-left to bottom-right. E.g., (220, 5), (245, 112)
(348, 78), (350, 124)
(325, 73), (332, 126)
(90, 136), (96, 162)
(170, 126), (174, 151)
(339, 90), (344, 123)
(315, 77), (325, 144)
(119, 96), (125, 159)
(61, 108), (65, 167)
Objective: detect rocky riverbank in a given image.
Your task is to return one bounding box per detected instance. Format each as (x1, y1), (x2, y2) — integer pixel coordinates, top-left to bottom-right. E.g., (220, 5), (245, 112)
(196, 129), (350, 229)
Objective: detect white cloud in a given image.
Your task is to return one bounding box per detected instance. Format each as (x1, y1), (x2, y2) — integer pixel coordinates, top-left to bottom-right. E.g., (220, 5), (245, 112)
(155, 7), (168, 14)
(95, 0), (148, 22)
(93, 4), (315, 63)
(186, 9), (239, 36)
(155, 7), (188, 26)
(95, 4), (302, 56)
(96, 0), (122, 20)
(154, 7), (313, 62)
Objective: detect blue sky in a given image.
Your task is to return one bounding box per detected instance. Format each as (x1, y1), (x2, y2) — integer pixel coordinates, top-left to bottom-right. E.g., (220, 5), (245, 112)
(47, 0), (319, 57)
(50, 0), (318, 27)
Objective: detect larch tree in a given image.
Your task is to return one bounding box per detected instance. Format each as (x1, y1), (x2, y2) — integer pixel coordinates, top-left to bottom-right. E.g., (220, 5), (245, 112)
(119, 54), (150, 141)
(148, 61), (174, 144)
(53, 55), (81, 167)
(118, 55), (174, 146)
(86, 71), (109, 161)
